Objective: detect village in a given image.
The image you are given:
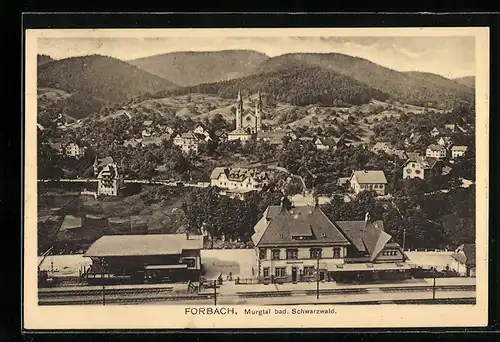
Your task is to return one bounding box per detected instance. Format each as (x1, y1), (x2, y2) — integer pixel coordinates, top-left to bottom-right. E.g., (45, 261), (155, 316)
(37, 88), (476, 305)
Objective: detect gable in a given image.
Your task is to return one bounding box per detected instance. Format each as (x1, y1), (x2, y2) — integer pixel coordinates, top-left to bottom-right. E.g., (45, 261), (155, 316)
(256, 206), (350, 247)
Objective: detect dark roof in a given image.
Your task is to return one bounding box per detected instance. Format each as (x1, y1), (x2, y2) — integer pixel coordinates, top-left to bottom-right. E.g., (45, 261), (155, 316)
(84, 234), (204, 257)
(335, 220), (392, 261)
(255, 206), (350, 247)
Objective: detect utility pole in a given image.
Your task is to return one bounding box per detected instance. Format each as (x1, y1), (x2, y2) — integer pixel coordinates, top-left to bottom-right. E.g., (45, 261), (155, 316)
(316, 255), (320, 300)
(101, 259), (107, 306)
(432, 268), (436, 300)
(402, 228), (406, 251)
(214, 280), (217, 306)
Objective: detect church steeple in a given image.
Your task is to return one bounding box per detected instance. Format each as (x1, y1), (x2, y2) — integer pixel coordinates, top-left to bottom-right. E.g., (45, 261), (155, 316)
(236, 89), (243, 130)
(255, 89), (262, 132)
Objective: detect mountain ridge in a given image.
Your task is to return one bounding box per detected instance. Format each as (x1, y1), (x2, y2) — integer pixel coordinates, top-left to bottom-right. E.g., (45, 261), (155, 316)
(129, 50), (269, 87)
(38, 54), (177, 103)
(254, 52), (474, 109)
(454, 76), (475, 88)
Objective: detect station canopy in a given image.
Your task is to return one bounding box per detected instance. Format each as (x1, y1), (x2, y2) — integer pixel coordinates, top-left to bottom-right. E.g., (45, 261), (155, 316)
(84, 234), (203, 257)
(329, 262), (411, 272)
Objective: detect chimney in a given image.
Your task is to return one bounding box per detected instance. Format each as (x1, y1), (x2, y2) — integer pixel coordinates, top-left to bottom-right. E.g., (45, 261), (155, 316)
(186, 232), (189, 240)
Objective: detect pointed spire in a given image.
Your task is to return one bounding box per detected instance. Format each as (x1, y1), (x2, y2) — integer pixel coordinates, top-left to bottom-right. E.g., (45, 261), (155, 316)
(237, 89), (242, 102)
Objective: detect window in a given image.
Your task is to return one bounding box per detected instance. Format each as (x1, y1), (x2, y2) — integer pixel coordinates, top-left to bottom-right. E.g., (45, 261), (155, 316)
(286, 249), (298, 260)
(333, 248), (341, 258)
(275, 267), (286, 277)
(304, 266), (315, 276)
(310, 248), (322, 259)
(415, 169), (421, 175)
(263, 267), (269, 277)
(183, 258), (196, 267)
(272, 249), (280, 260)
(259, 249), (267, 260)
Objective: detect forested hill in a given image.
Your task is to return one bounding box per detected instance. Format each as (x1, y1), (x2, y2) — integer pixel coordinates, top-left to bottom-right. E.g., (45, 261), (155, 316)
(38, 54), (178, 103)
(403, 71), (472, 92)
(38, 54), (55, 66)
(153, 66), (391, 106)
(454, 76), (475, 88)
(255, 53), (474, 109)
(129, 50), (269, 87)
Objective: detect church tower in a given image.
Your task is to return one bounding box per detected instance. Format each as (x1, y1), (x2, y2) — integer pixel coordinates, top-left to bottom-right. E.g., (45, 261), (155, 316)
(255, 89), (262, 132)
(236, 89), (243, 130)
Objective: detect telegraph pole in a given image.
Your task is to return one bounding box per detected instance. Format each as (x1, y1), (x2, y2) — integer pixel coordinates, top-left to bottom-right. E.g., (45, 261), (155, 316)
(214, 280), (217, 306)
(101, 259), (107, 306)
(432, 268), (436, 300)
(316, 255), (320, 299)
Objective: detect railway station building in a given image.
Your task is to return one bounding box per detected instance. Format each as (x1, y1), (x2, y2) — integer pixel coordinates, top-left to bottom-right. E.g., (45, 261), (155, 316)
(83, 233), (203, 283)
(252, 201), (410, 284)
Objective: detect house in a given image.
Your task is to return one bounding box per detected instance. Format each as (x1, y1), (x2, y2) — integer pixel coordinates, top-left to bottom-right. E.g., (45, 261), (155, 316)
(173, 132), (200, 154)
(404, 132), (421, 147)
(314, 136), (346, 151)
(123, 138), (142, 148)
(141, 133), (171, 147)
(350, 170), (388, 195)
(227, 128), (253, 142)
(84, 234), (203, 282)
(402, 156), (438, 180)
(371, 142), (394, 154)
(157, 125), (175, 135)
(210, 166), (271, 192)
(93, 156), (114, 176)
(426, 144), (447, 159)
(219, 188), (257, 201)
(64, 142), (87, 159)
(444, 124), (456, 132)
(256, 130), (296, 147)
(451, 145), (468, 159)
(193, 124), (214, 142)
(97, 163), (124, 196)
(49, 142), (63, 154)
(214, 130), (228, 142)
(143, 120), (154, 128)
(251, 204), (410, 284)
(391, 149), (408, 160)
(451, 243), (476, 277)
(430, 127), (440, 137)
(116, 110), (132, 119)
(141, 129), (152, 138)
(437, 136), (453, 148)
(337, 177), (350, 187)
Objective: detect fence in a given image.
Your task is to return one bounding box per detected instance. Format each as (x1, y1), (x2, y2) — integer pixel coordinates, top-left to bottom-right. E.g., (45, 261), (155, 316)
(235, 278), (259, 285)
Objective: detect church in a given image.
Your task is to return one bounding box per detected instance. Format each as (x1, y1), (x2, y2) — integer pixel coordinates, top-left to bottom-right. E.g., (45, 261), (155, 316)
(227, 90), (263, 142)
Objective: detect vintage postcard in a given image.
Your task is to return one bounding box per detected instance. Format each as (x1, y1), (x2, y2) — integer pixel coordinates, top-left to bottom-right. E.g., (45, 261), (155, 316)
(24, 27), (489, 329)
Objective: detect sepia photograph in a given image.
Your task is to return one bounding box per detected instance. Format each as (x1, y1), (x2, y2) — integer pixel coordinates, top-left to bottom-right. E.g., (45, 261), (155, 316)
(24, 27), (489, 329)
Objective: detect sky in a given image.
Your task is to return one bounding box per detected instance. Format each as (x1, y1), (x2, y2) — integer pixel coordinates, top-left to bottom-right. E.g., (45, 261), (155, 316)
(38, 36), (475, 79)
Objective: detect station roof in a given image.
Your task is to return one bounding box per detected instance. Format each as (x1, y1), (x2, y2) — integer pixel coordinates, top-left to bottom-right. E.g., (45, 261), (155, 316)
(84, 234), (203, 257)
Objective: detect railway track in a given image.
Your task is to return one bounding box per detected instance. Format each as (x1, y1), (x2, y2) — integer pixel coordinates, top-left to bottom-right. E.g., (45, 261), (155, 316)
(39, 287), (174, 298)
(39, 294), (212, 306)
(237, 285), (474, 298)
(379, 285), (475, 293)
